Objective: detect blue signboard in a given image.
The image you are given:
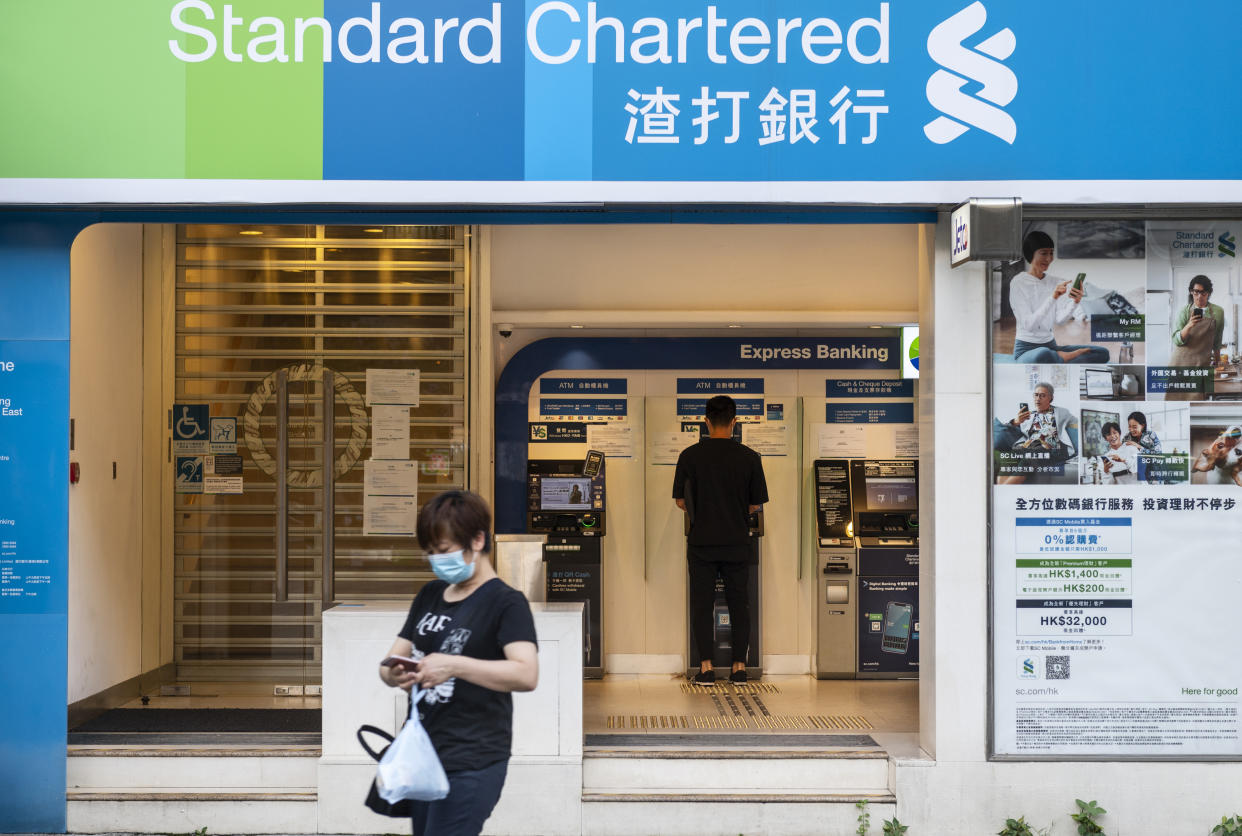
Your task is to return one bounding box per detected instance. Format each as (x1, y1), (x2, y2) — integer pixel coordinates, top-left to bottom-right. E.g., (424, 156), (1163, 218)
(0, 343), (69, 615)
(678, 398), (764, 416)
(676, 377), (765, 394)
(539, 398), (628, 416)
(142, 0), (1242, 184)
(826, 403), (914, 423)
(827, 379), (914, 398)
(0, 340), (70, 833)
(539, 377), (628, 394)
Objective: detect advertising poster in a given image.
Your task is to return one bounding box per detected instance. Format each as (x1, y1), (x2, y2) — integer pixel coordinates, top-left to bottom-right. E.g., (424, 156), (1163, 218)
(992, 220), (1242, 758)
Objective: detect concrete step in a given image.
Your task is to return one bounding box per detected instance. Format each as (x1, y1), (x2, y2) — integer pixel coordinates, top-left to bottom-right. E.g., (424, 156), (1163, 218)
(68, 746), (320, 792)
(583, 747), (890, 794)
(580, 795), (896, 836)
(66, 793), (317, 834)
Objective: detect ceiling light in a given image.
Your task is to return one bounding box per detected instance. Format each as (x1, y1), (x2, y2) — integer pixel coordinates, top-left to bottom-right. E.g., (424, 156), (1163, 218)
(364, 228), (384, 234)
(569, 324), (584, 329)
(239, 229), (263, 236)
(728, 324), (742, 328)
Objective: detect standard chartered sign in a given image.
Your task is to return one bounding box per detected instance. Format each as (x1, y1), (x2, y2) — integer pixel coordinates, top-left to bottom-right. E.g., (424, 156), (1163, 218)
(5, 0), (1242, 186)
(169, 0), (892, 66)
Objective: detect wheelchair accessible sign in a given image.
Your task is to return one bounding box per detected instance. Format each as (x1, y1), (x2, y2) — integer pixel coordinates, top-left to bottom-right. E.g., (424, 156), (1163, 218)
(173, 403), (210, 455)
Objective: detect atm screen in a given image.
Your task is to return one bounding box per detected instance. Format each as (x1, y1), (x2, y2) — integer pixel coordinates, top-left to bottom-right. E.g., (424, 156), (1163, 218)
(539, 477), (593, 510)
(864, 477), (917, 510)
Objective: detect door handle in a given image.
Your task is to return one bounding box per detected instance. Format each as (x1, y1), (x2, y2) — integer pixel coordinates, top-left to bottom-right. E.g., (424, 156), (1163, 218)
(275, 368), (289, 603)
(322, 368), (336, 609)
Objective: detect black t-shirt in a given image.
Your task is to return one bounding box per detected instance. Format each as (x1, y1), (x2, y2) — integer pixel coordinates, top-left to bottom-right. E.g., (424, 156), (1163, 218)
(671, 437), (768, 547)
(396, 578), (538, 772)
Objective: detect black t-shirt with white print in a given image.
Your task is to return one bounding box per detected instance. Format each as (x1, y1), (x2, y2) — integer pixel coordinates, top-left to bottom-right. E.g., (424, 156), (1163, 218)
(397, 578), (538, 773)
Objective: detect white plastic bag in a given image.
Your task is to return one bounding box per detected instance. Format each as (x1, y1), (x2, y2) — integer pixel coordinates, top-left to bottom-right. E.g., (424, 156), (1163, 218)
(375, 690), (449, 802)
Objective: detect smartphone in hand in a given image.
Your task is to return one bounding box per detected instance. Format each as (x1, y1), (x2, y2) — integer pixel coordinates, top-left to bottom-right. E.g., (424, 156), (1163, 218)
(1193, 307), (1205, 318)
(381, 655), (420, 672)
(1072, 273), (1086, 293)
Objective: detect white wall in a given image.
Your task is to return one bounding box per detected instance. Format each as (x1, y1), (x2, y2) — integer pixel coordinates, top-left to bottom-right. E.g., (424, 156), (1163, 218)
(68, 224), (145, 703)
(490, 223), (921, 314)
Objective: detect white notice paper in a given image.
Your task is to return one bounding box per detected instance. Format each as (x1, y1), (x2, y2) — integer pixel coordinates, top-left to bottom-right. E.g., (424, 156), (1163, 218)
(650, 431), (699, 466)
(364, 459), (419, 495)
(371, 405), (411, 460)
(203, 476), (243, 495)
(586, 424), (635, 458)
(895, 426), (919, 458)
(363, 495), (417, 537)
(816, 423), (867, 458)
(366, 368), (421, 406)
(743, 423), (790, 457)
(363, 459), (418, 536)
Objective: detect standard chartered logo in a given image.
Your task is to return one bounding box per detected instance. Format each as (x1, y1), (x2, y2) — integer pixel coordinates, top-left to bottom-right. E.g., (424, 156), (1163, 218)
(1219, 232), (1236, 258)
(924, 2), (1017, 145)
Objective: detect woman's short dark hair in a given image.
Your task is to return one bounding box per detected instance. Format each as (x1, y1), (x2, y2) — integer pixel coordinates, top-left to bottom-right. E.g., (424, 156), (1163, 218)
(1022, 230), (1055, 264)
(1127, 411), (1147, 433)
(1101, 421), (1122, 439)
(704, 395), (737, 427)
(416, 490), (492, 553)
(1188, 274), (1213, 305)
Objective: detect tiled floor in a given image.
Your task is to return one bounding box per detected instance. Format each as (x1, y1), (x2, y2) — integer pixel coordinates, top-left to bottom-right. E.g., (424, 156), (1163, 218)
(584, 675), (918, 736)
(114, 676), (919, 741)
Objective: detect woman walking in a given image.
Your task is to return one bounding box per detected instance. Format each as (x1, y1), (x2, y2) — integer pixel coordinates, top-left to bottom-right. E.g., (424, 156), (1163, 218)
(379, 490), (539, 836)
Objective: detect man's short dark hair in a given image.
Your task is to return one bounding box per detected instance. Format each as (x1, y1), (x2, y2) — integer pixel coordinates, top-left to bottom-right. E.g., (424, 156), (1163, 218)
(704, 395), (737, 428)
(416, 490), (492, 553)
(1022, 229), (1055, 264)
(1101, 421), (1121, 439)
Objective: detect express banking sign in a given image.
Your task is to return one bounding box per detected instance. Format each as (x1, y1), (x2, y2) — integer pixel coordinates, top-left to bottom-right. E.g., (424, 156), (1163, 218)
(0, 0), (1239, 184)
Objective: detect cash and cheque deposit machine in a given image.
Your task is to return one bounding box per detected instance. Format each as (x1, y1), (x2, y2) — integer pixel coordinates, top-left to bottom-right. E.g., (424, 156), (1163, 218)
(815, 459), (920, 678)
(527, 459), (606, 678)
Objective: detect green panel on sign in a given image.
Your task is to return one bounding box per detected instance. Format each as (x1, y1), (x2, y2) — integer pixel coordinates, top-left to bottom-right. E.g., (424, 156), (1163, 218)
(183, 0), (323, 179)
(0, 1), (186, 177)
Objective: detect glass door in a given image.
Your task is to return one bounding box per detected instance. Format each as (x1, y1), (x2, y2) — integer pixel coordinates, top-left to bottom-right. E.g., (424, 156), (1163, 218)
(172, 224), (469, 684)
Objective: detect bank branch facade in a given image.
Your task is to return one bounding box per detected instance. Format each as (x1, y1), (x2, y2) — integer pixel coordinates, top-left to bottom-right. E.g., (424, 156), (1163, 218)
(3, 1), (1242, 834)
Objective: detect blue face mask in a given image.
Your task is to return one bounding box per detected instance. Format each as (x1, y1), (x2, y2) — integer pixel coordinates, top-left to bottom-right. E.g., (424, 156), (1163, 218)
(428, 550), (476, 585)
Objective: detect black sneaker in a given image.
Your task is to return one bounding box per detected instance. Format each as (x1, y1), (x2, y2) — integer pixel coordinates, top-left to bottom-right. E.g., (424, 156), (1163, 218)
(694, 669), (716, 685)
(729, 669), (748, 684)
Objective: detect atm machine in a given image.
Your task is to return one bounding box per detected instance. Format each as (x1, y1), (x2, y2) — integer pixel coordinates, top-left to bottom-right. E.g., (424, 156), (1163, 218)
(814, 458), (919, 678)
(850, 459), (919, 678)
(526, 459), (606, 678)
(813, 460), (857, 678)
(685, 510), (764, 680)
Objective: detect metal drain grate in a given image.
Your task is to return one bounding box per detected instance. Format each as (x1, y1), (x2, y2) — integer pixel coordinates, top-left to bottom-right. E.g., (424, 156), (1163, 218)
(680, 682), (780, 695)
(604, 714), (873, 731)
(607, 715), (690, 730)
(753, 714), (874, 730)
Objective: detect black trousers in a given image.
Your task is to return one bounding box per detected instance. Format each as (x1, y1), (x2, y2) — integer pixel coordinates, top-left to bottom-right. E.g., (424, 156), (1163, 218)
(687, 547), (751, 664)
(410, 759), (508, 836)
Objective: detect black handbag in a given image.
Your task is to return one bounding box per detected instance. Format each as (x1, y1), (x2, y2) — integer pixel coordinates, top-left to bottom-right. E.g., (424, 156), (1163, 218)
(357, 724), (414, 818)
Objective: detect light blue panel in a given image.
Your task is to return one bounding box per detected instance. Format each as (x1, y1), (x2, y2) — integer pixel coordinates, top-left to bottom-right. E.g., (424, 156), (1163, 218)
(525, 0), (591, 178)
(0, 614), (67, 832)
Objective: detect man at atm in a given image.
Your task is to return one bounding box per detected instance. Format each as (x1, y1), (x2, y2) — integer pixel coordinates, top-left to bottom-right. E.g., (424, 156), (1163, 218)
(672, 396), (769, 684)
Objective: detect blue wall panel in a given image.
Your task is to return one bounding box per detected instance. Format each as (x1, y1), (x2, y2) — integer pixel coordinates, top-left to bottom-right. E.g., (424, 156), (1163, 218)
(0, 220), (80, 833)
